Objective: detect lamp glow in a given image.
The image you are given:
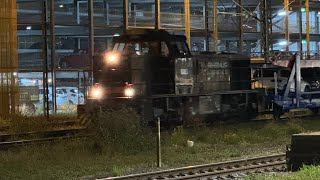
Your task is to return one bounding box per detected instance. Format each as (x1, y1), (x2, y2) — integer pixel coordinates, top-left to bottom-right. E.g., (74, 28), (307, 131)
(277, 11), (286, 16)
(91, 88), (103, 99)
(124, 87), (135, 97)
(91, 83), (103, 99)
(104, 52), (120, 65)
(279, 41), (288, 46)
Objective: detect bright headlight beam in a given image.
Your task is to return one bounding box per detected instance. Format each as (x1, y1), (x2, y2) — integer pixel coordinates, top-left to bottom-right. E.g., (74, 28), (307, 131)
(108, 54), (117, 62)
(124, 87), (135, 97)
(104, 52), (120, 65)
(91, 88), (103, 99)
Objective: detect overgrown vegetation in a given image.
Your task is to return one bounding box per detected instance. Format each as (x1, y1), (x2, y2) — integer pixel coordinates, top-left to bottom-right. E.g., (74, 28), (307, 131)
(1, 111), (320, 179)
(246, 165), (320, 180)
(89, 108), (155, 154)
(0, 114), (78, 134)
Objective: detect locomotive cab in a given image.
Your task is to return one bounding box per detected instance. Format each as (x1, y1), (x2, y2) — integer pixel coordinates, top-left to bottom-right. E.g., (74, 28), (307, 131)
(90, 30), (193, 100)
(78, 30), (260, 126)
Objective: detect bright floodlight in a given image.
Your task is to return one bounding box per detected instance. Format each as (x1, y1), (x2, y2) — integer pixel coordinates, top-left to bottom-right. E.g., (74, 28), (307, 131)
(277, 11), (286, 16)
(279, 41), (288, 46)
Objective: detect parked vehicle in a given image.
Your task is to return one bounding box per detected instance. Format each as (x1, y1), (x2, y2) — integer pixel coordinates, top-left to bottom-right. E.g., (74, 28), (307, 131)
(252, 65), (290, 91)
(36, 87), (70, 109)
(301, 67), (320, 91)
(59, 87), (85, 104)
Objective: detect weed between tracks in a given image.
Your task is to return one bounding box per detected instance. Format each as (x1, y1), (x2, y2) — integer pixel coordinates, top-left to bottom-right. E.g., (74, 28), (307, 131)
(1, 109), (320, 179)
(0, 114), (79, 135)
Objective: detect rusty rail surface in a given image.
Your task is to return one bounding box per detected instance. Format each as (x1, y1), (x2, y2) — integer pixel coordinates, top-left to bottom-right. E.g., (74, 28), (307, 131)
(97, 154), (286, 180)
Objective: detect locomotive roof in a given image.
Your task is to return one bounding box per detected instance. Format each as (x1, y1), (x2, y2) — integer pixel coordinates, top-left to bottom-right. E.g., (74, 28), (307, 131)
(113, 30), (186, 43)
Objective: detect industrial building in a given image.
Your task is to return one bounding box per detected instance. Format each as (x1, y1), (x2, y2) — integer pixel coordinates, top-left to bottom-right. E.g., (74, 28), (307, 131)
(0, 0), (319, 115)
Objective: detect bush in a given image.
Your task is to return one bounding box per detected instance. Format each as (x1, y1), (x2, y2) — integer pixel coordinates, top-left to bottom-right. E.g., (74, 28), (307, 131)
(90, 108), (154, 154)
(222, 132), (243, 144)
(259, 122), (284, 139)
(4, 114), (78, 134)
(286, 121), (305, 135)
(169, 126), (188, 146)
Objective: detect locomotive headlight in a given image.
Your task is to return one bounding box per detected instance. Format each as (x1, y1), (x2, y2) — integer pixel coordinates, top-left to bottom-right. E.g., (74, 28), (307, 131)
(124, 86), (135, 97)
(104, 52), (120, 65)
(92, 88), (103, 99)
(90, 83), (103, 99)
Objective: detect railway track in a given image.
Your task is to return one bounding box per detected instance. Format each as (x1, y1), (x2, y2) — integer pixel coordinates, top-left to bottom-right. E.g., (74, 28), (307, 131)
(0, 128), (87, 142)
(0, 128), (89, 149)
(0, 120), (81, 132)
(0, 134), (88, 150)
(97, 154), (286, 180)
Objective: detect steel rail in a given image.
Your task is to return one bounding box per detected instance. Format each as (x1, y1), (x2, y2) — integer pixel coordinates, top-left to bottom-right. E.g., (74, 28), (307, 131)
(0, 128), (87, 142)
(98, 154), (286, 180)
(0, 135), (88, 150)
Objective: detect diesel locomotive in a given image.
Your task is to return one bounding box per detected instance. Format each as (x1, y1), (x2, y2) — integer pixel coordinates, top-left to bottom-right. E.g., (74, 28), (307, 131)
(78, 30), (263, 125)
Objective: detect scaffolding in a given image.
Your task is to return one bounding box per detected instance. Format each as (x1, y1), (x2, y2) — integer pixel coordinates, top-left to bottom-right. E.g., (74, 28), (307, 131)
(121, 0), (320, 60)
(0, 0), (18, 115)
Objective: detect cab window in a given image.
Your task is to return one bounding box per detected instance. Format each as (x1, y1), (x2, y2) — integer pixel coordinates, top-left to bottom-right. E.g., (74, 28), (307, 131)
(161, 42), (169, 57)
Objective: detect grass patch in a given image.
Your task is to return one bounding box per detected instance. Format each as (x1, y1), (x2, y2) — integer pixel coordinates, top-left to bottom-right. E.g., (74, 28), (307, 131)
(246, 165), (320, 180)
(1, 113), (320, 179)
(0, 114), (79, 134)
(90, 108), (155, 154)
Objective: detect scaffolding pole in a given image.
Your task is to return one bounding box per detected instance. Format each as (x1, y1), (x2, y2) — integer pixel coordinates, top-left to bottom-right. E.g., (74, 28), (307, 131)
(123, 0), (128, 32)
(238, 0), (243, 52)
(213, 0), (218, 52)
(50, 0), (56, 114)
(184, 0), (191, 47)
(205, 0), (209, 51)
(306, 0), (310, 58)
(155, 0), (160, 30)
(88, 0), (94, 99)
(260, 0), (272, 61)
(284, 0), (290, 51)
(41, 0), (49, 118)
(299, 0), (303, 56)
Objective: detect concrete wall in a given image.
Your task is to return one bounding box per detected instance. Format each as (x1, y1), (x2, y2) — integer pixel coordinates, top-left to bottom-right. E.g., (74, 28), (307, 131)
(0, 0), (18, 114)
